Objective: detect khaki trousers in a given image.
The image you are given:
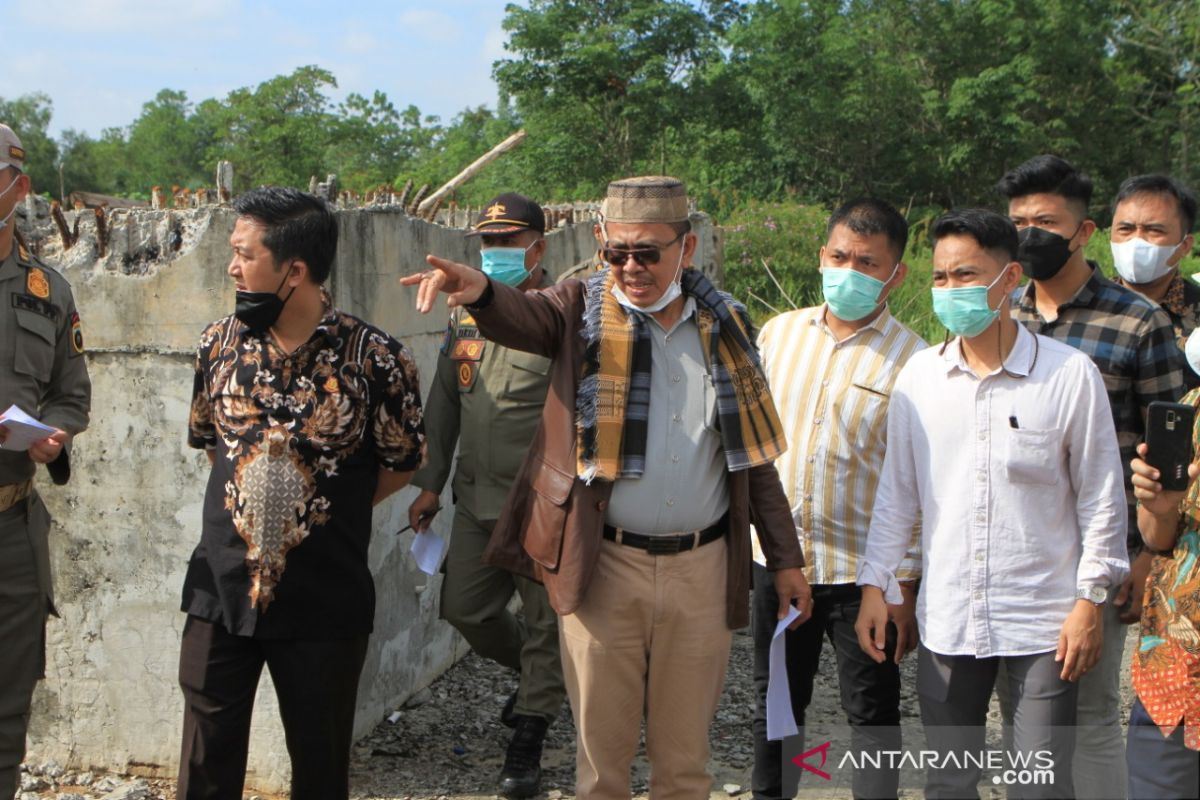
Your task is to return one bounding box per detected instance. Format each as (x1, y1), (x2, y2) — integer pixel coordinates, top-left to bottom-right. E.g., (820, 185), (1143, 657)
(440, 504), (565, 720)
(559, 537), (733, 800)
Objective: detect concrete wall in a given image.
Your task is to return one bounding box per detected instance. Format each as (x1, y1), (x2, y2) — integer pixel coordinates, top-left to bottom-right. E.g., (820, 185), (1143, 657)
(20, 204), (719, 792)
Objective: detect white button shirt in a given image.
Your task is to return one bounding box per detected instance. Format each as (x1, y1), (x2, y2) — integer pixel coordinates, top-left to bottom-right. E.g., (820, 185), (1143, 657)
(858, 324), (1130, 657)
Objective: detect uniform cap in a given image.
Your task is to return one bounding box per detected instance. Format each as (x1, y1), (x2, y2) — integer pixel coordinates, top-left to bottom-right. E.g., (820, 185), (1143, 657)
(467, 192), (546, 237)
(0, 124), (25, 172)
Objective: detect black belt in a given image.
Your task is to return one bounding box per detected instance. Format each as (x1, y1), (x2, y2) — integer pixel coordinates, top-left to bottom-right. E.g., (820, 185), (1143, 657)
(602, 518), (726, 555)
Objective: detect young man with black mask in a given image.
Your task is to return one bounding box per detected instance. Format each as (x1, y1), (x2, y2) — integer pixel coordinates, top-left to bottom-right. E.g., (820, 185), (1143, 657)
(1000, 155), (1185, 799)
(177, 187), (426, 799)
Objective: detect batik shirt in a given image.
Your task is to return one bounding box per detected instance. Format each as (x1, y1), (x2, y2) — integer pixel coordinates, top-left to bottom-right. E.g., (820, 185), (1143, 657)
(183, 300), (424, 638)
(1159, 273), (1200, 390)
(1132, 387), (1200, 751)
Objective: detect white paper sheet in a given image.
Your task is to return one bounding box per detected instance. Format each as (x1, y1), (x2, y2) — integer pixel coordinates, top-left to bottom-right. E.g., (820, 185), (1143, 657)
(0, 405), (57, 452)
(766, 604), (803, 741)
(410, 530), (448, 575)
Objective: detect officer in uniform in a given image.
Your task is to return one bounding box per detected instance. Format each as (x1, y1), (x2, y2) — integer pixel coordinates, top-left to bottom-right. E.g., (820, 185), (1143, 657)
(407, 193), (564, 798)
(0, 124), (91, 799)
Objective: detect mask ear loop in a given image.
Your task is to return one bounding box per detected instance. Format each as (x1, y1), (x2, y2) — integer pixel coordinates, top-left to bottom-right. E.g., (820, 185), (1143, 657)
(993, 263), (1036, 379)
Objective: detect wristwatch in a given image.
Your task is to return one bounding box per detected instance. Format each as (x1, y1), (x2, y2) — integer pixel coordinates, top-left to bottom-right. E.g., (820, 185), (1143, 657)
(1076, 585), (1108, 605)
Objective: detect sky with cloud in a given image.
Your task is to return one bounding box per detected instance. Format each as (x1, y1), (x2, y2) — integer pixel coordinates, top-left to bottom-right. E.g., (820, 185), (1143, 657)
(11, 0), (516, 138)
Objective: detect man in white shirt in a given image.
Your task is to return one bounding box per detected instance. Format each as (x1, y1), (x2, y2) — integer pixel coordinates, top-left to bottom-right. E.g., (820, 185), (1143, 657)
(855, 209), (1129, 799)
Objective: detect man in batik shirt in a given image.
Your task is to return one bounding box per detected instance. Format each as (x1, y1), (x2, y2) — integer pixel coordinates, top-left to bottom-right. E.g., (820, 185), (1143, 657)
(1128, 366), (1200, 799)
(177, 187), (425, 800)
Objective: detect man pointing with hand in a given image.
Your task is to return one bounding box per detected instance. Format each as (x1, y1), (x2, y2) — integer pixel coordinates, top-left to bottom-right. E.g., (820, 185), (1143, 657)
(403, 176), (809, 800)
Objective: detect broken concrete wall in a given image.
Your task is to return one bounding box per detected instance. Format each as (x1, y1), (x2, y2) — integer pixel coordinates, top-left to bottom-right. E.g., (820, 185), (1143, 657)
(19, 202), (720, 793)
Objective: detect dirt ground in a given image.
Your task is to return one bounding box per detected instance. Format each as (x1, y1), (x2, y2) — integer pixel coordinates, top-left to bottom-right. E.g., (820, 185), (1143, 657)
(21, 627), (1137, 800)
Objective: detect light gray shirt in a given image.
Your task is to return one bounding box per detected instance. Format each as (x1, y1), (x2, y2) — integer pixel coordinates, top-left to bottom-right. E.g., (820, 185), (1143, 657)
(606, 297), (730, 534)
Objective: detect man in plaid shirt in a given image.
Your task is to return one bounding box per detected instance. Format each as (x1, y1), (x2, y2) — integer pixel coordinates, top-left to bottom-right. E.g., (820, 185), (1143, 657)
(1000, 154), (1185, 799)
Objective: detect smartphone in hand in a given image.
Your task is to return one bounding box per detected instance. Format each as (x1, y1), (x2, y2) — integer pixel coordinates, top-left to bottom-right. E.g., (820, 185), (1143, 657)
(1145, 401), (1196, 492)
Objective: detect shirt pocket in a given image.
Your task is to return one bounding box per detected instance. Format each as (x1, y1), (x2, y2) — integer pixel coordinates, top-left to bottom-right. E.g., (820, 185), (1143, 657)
(836, 383), (889, 451)
(504, 351), (552, 404)
(13, 308), (56, 384)
(702, 374), (719, 433)
(1005, 428), (1062, 486)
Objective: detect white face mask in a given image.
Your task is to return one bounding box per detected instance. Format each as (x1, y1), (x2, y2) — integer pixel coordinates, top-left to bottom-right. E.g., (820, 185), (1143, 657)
(1111, 236), (1183, 285)
(0, 174), (19, 231)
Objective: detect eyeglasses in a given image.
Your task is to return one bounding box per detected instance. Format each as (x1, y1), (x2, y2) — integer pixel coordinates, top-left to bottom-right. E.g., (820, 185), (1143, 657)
(602, 232), (685, 267)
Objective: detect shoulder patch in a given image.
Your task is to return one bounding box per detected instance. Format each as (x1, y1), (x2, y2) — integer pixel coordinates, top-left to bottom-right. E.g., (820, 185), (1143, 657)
(27, 268), (50, 299)
(70, 311), (84, 354)
(11, 293), (59, 320)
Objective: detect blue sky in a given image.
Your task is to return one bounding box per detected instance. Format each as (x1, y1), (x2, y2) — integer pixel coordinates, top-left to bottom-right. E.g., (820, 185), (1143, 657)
(11, 0), (518, 138)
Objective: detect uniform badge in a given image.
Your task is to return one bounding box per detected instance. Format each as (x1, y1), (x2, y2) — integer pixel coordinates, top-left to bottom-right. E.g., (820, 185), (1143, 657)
(70, 311), (84, 354)
(27, 268), (50, 299)
(457, 361), (479, 392)
(451, 338), (486, 362)
(323, 376), (340, 394)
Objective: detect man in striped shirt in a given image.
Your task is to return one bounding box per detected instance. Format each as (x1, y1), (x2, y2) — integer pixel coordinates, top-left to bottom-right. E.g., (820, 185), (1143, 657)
(752, 198), (926, 800)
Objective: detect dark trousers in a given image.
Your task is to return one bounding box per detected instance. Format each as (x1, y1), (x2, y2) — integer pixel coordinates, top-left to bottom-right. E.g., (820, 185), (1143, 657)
(918, 645), (1076, 800)
(0, 503), (46, 800)
(176, 615), (369, 800)
(751, 564), (902, 800)
(1127, 697), (1200, 799)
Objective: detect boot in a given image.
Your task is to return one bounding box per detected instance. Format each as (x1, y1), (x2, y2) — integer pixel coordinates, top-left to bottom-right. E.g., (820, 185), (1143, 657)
(498, 714), (549, 798)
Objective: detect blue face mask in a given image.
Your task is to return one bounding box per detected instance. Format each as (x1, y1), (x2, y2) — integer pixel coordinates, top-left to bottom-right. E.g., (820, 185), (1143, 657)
(821, 263), (898, 321)
(931, 267), (1010, 338)
(481, 242), (538, 287)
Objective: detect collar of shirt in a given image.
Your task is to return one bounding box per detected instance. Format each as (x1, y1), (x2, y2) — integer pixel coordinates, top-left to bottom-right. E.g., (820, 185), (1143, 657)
(236, 287), (342, 349)
(1162, 272), (1191, 318)
(814, 303), (895, 344)
(1015, 260), (1105, 318)
(0, 247), (20, 282)
(643, 295), (698, 335)
(941, 322), (1036, 378)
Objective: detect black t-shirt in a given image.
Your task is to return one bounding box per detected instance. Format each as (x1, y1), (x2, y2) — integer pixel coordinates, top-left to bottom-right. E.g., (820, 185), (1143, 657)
(182, 305), (424, 638)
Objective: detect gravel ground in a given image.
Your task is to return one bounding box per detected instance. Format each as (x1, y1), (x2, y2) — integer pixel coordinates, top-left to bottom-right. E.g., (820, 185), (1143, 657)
(20, 627), (1137, 800)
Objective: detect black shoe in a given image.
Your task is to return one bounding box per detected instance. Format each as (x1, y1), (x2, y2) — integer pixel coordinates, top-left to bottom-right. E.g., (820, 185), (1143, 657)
(498, 714), (549, 798)
(500, 689), (519, 728)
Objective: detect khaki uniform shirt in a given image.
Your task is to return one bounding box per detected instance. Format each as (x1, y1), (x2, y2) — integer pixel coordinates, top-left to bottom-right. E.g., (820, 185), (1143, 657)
(411, 272), (553, 520)
(0, 244), (92, 605)
(0, 244), (91, 485)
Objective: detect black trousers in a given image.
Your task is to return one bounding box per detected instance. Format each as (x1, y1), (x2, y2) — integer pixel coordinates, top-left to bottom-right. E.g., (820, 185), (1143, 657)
(751, 564), (902, 800)
(176, 615), (369, 800)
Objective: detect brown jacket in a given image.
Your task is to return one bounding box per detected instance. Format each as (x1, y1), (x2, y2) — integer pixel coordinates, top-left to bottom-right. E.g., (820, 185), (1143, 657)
(476, 277), (804, 629)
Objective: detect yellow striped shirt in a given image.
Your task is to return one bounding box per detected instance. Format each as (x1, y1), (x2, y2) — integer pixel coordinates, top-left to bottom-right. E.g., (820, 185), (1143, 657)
(755, 305), (925, 584)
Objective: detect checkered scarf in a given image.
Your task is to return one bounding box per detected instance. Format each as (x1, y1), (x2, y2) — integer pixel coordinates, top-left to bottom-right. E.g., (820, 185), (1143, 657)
(575, 267), (787, 483)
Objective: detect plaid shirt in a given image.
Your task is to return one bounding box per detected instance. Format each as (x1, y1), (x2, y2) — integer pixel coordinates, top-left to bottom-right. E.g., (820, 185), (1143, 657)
(1013, 265), (1185, 550)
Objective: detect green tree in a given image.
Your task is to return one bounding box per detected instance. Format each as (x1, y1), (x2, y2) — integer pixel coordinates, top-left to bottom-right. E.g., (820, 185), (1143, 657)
(494, 0), (733, 199)
(333, 96), (439, 193)
(122, 89), (210, 192)
(208, 65), (338, 190)
(1108, 0), (1200, 187)
(0, 93), (60, 196)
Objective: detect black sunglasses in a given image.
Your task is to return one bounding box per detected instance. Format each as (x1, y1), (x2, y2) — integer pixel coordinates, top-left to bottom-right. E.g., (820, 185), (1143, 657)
(602, 232), (685, 267)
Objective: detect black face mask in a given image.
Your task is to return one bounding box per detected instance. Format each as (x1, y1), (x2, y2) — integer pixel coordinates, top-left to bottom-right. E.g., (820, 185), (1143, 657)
(235, 268), (295, 331)
(1017, 223), (1082, 281)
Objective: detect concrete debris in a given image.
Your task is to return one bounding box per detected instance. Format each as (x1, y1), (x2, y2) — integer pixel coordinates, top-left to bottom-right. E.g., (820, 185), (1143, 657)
(403, 687), (433, 709)
(97, 779), (150, 800)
